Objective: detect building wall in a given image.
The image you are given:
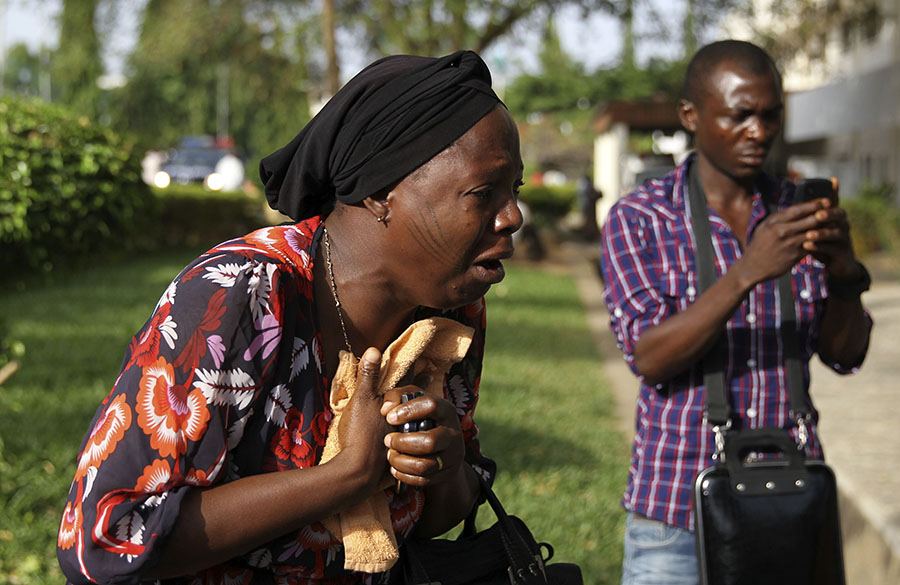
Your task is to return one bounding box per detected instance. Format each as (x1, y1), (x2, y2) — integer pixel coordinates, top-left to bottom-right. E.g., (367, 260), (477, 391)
(593, 123), (628, 227)
(790, 126), (899, 197)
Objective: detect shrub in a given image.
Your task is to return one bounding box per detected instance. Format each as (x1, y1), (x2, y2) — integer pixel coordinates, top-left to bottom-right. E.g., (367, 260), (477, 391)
(0, 97), (154, 276)
(142, 184), (269, 250)
(519, 184), (576, 225)
(844, 183), (900, 257)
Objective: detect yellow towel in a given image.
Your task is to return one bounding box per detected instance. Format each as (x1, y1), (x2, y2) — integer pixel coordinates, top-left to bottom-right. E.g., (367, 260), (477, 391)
(319, 317), (475, 573)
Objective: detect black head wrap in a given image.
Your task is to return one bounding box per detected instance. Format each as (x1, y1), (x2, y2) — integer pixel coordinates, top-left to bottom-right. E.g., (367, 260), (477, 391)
(259, 50), (503, 221)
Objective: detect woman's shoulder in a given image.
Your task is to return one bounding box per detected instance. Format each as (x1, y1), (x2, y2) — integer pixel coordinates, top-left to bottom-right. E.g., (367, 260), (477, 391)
(213, 219), (320, 268)
(179, 219), (322, 285)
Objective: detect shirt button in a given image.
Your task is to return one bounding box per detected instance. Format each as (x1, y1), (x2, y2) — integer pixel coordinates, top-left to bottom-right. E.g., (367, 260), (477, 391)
(746, 314), (757, 324)
(686, 286), (696, 298)
(614, 307), (624, 318)
(747, 358), (757, 368)
(799, 289), (811, 299)
(746, 407), (758, 418)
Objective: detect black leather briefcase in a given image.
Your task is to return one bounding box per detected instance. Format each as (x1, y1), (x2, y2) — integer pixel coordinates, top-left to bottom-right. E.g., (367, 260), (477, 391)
(692, 428), (845, 585)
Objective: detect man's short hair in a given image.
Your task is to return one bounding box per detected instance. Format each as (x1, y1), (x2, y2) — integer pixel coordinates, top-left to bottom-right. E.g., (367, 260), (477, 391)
(683, 40), (781, 105)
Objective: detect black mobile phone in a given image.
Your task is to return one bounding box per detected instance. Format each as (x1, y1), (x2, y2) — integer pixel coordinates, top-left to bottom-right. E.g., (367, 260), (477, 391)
(795, 178), (835, 204)
(397, 392), (433, 433)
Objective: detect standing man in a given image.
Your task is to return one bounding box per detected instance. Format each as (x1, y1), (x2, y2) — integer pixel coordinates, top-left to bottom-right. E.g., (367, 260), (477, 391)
(600, 40), (872, 584)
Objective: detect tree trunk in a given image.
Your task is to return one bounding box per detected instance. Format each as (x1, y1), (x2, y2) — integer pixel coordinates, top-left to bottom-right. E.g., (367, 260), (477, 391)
(684, 0), (696, 59)
(621, 0), (635, 69)
(322, 0), (340, 96)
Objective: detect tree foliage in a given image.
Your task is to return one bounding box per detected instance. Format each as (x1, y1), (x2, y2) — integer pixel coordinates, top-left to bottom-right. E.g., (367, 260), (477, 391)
(504, 20), (591, 116)
(50, 0), (104, 120)
(339, 0), (621, 57)
(505, 14), (687, 119)
(731, 0), (883, 66)
(110, 0), (313, 161)
(669, 0), (741, 59)
(2, 43), (44, 98)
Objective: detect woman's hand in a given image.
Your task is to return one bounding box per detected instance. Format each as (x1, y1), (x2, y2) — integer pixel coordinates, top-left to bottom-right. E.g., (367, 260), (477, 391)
(335, 348), (394, 492)
(381, 378), (481, 536)
(381, 378), (466, 488)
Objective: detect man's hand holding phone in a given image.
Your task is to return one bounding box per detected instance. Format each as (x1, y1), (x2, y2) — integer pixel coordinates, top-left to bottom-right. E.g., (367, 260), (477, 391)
(794, 177), (838, 206)
(794, 176), (863, 280)
(793, 176), (840, 253)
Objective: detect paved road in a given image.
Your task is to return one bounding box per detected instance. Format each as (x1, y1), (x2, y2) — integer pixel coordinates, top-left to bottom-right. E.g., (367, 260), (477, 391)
(559, 239), (900, 585)
(811, 279), (900, 585)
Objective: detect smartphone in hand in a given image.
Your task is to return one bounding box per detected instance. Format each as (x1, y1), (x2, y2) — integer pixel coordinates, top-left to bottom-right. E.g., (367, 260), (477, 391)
(397, 392), (434, 433)
(795, 178), (836, 204)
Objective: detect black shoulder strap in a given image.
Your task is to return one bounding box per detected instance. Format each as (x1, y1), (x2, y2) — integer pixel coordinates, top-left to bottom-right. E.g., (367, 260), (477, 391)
(687, 162), (729, 425)
(687, 162), (808, 428)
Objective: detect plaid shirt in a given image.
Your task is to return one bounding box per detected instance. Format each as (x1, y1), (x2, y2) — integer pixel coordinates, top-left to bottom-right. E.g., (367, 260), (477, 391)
(600, 155), (863, 531)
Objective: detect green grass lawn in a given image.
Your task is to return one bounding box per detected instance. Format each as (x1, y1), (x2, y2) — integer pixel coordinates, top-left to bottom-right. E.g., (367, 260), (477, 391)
(0, 245), (210, 585)
(0, 252), (628, 585)
(477, 266), (628, 583)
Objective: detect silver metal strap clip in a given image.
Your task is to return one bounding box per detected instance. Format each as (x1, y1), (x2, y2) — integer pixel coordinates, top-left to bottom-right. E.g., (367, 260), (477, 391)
(507, 555), (546, 584)
(795, 413), (811, 454)
(705, 415), (732, 463)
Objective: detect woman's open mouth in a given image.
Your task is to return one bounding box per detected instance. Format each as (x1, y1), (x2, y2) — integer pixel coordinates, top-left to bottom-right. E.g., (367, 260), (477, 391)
(473, 259), (506, 284)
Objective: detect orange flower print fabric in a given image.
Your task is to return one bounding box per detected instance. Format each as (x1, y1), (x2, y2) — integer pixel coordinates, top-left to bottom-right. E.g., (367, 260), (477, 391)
(58, 500), (83, 551)
(74, 393), (132, 481)
(136, 357), (210, 458)
(58, 216), (493, 585)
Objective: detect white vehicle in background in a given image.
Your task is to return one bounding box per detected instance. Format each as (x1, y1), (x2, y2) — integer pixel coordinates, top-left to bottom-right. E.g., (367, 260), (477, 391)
(149, 136), (245, 192)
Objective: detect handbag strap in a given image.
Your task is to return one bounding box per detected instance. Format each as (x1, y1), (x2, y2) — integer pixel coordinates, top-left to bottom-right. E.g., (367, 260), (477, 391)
(463, 474), (550, 583)
(463, 474), (520, 532)
(687, 162), (810, 436)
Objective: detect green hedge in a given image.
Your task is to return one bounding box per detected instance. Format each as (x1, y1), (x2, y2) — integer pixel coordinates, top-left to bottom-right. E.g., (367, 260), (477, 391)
(844, 184), (900, 257)
(519, 184), (576, 224)
(0, 97), (154, 275)
(143, 184), (269, 250)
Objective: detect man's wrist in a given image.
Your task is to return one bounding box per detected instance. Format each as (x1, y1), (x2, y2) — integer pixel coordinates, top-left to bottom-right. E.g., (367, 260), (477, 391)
(826, 261), (871, 300)
(826, 255), (863, 280)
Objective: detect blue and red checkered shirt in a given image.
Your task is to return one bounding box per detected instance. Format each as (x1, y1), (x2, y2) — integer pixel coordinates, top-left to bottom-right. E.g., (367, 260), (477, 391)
(600, 155), (864, 531)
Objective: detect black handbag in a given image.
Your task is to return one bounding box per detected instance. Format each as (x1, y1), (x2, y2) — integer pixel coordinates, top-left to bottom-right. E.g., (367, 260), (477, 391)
(687, 163), (846, 585)
(392, 476), (584, 585)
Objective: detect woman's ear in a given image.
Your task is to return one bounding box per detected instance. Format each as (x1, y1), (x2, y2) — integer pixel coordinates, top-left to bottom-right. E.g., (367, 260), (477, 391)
(678, 99), (698, 134)
(362, 192), (390, 224)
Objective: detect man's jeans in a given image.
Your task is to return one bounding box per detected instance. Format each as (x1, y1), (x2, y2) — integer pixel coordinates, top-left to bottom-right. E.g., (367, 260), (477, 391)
(621, 512), (699, 585)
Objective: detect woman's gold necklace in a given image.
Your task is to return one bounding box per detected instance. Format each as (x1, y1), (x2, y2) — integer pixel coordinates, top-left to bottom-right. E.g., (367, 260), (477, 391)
(322, 226), (355, 357)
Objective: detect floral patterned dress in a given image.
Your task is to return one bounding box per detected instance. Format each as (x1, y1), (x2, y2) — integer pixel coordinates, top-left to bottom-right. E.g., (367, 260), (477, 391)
(58, 215), (493, 585)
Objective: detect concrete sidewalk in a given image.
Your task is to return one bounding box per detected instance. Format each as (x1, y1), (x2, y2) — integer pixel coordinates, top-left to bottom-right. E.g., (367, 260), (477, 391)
(558, 239), (900, 585)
